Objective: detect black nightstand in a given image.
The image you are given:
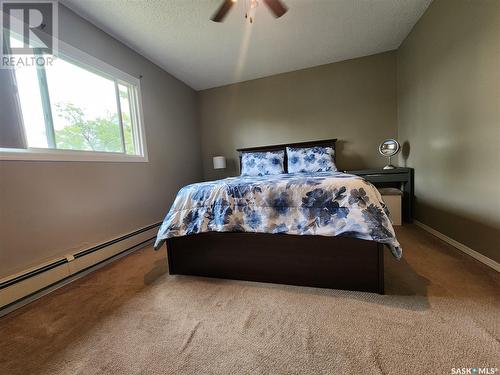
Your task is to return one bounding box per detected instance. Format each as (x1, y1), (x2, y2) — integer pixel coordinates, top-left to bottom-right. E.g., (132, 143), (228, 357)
(346, 167), (414, 223)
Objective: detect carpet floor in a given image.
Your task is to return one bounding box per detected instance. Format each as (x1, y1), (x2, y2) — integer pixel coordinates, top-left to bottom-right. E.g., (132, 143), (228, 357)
(0, 225), (498, 375)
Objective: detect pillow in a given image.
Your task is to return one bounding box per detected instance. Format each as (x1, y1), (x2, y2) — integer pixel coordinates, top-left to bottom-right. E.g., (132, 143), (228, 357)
(241, 150), (285, 176)
(286, 146), (337, 173)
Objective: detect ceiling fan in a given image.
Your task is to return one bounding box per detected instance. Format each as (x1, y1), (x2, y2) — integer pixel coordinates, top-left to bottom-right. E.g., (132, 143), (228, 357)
(211, 0), (288, 23)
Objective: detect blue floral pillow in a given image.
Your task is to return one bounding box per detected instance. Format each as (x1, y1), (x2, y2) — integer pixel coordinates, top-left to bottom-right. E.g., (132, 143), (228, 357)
(286, 146), (337, 173)
(241, 151), (285, 176)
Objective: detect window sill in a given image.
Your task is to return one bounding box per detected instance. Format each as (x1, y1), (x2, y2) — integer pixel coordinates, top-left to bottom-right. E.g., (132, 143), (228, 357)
(0, 148), (148, 163)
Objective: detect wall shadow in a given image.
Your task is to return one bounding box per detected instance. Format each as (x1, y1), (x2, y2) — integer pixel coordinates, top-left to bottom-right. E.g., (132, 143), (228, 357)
(335, 139), (366, 170)
(401, 140), (410, 167)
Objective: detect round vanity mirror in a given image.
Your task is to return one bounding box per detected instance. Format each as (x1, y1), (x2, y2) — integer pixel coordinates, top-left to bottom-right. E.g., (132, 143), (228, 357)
(378, 139), (400, 169)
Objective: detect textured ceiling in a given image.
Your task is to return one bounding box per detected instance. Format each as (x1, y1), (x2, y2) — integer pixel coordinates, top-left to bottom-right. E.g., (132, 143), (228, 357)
(61, 0), (432, 90)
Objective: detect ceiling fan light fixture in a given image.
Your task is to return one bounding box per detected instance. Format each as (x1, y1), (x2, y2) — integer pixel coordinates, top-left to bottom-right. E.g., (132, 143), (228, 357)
(211, 0), (287, 23)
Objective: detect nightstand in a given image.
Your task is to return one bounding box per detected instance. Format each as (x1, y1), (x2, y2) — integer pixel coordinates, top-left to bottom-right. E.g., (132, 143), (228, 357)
(346, 167), (414, 223)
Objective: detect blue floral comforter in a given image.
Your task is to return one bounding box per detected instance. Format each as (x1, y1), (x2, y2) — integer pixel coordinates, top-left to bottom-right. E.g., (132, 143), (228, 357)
(154, 172), (402, 258)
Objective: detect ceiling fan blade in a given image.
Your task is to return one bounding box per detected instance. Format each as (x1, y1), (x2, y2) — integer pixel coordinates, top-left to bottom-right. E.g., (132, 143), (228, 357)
(211, 0), (235, 22)
(263, 0), (288, 18)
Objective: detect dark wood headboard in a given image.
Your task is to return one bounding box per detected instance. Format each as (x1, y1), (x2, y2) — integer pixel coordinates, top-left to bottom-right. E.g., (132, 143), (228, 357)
(236, 138), (337, 173)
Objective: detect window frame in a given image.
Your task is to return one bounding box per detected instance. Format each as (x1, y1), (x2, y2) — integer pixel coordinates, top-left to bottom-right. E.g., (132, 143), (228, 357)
(0, 38), (148, 163)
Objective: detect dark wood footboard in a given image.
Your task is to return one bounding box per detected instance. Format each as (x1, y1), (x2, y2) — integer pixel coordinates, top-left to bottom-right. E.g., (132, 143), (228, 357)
(166, 233), (384, 294)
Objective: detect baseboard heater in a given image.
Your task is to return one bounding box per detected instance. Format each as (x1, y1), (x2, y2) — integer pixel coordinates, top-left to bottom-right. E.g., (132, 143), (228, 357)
(0, 222), (161, 311)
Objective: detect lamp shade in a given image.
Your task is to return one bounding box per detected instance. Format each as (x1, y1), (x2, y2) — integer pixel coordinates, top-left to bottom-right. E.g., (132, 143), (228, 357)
(213, 156), (226, 169)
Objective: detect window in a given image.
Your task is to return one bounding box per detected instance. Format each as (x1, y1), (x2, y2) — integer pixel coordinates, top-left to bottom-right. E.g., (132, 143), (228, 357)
(1, 39), (147, 162)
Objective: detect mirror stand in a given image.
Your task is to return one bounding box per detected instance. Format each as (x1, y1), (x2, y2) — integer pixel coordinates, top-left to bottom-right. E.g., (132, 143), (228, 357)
(383, 156), (396, 169)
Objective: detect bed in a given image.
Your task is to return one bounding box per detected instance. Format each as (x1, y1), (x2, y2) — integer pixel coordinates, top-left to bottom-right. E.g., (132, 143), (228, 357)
(155, 139), (402, 294)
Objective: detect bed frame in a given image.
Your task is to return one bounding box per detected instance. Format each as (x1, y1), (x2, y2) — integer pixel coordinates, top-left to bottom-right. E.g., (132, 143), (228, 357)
(166, 139), (385, 294)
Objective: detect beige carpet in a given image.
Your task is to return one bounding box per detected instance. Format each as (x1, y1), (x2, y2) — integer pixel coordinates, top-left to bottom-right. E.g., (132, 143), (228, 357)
(0, 225), (498, 375)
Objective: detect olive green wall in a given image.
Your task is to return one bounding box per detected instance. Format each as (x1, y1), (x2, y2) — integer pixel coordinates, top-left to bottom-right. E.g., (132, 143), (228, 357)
(2, 0), (498, 279)
(199, 51), (398, 180)
(397, 0), (500, 262)
(200, 0), (500, 265)
(0, 5), (202, 278)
